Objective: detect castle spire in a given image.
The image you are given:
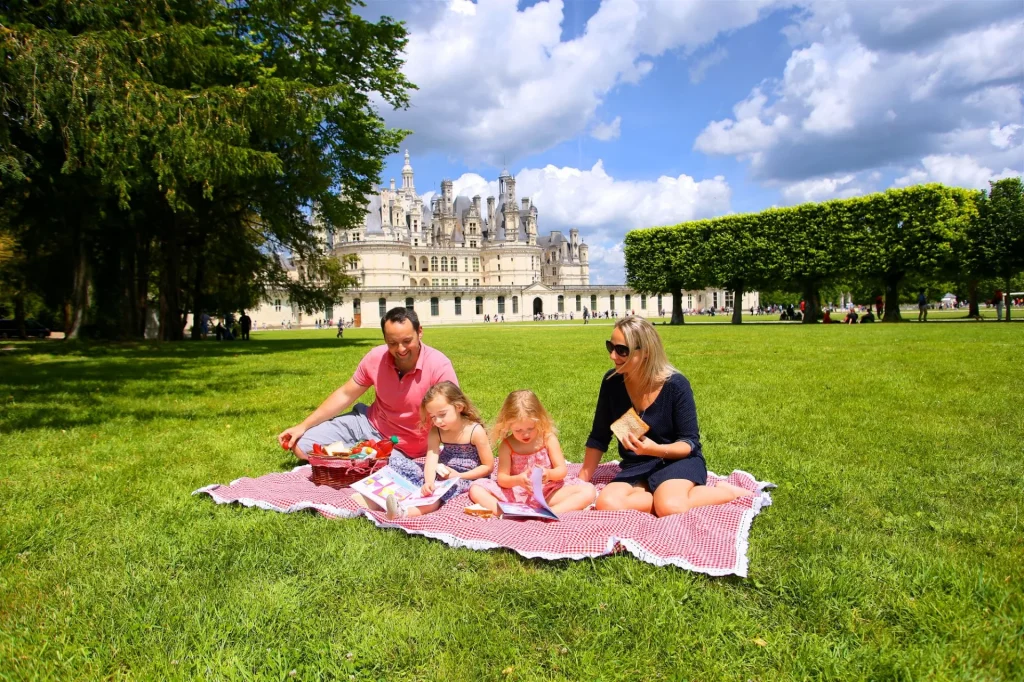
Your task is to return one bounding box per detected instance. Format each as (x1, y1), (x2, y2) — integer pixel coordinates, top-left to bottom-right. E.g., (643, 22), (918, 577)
(401, 149), (414, 192)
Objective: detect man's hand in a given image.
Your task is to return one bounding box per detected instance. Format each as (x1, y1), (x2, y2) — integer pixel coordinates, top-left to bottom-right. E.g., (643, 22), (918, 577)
(277, 426), (307, 452)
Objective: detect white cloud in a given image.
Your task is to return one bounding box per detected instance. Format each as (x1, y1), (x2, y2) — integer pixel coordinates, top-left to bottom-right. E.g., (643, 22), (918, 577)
(695, 1), (1024, 186)
(385, 0), (780, 164)
(590, 116), (622, 141)
(436, 160), (731, 283)
(688, 47), (728, 84)
(780, 174), (868, 204)
(894, 154), (1020, 189)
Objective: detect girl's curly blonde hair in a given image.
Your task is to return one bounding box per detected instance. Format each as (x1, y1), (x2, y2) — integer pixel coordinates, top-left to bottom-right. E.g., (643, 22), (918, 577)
(489, 390), (557, 446)
(420, 381), (484, 430)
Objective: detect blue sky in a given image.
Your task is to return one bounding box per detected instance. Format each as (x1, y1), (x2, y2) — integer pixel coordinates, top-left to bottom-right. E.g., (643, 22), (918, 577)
(364, 0), (1024, 283)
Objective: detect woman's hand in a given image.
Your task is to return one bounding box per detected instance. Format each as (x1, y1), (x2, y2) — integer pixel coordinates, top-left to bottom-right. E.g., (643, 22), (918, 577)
(622, 432), (660, 457)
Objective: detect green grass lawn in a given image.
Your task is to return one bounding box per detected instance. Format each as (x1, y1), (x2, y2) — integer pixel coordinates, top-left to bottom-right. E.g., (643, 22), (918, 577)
(1, 323), (1021, 681)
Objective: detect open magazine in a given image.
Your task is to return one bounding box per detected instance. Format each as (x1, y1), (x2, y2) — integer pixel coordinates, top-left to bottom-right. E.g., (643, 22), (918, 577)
(498, 467), (559, 521)
(350, 466), (459, 511)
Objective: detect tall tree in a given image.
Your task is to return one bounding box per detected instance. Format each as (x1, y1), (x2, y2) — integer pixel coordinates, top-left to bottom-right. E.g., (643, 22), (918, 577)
(0, 0), (413, 339)
(973, 178), (1024, 321)
(854, 185), (975, 322)
(702, 213), (784, 324)
(625, 223), (708, 324)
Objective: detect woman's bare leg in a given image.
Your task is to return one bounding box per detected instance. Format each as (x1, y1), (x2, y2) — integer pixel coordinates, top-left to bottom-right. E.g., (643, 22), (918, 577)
(652, 479), (753, 517)
(546, 483), (597, 513)
(596, 482), (653, 513)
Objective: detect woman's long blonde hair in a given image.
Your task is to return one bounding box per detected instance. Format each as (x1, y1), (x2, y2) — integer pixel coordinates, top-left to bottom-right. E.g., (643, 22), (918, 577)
(612, 316), (678, 395)
(420, 381), (484, 429)
(490, 390), (557, 446)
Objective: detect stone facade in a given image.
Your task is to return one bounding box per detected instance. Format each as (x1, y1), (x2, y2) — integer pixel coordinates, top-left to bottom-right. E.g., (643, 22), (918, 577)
(246, 152), (758, 328)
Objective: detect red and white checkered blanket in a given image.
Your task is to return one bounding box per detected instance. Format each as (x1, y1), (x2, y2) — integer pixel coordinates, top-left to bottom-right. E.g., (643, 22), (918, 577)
(193, 463), (773, 576)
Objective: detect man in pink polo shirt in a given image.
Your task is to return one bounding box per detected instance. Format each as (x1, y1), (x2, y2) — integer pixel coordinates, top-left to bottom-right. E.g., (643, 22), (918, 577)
(277, 307), (458, 459)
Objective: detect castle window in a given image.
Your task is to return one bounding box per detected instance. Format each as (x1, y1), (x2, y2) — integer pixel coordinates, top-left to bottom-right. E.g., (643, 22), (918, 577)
(557, 295), (564, 313)
(640, 294), (647, 310)
(591, 295), (597, 311)
(441, 257), (448, 272)
(431, 256), (438, 272)
(498, 296), (505, 314)
(414, 239), (418, 246)
(725, 291), (734, 308)
(473, 278), (480, 287)
(687, 294), (693, 309)
(274, 299), (281, 313)
(442, 278), (448, 287)
(450, 256), (458, 272)
(431, 297), (439, 316)
(409, 257), (416, 271)
(513, 296), (519, 314)
(353, 299), (361, 314)
(379, 298), (387, 317)
(432, 278), (439, 287)
(610, 295), (615, 311)
(455, 297), (462, 315)
(576, 295), (581, 312)
(713, 292), (719, 308)
(658, 294), (664, 312)
(405, 297), (414, 310)
(464, 258), (469, 272)
(472, 258), (480, 272)
(552, 267), (557, 278)
(625, 295), (631, 311)
(411, 278), (417, 287)
(470, 241), (476, 248)
(475, 296), (483, 315)
(420, 256), (428, 272)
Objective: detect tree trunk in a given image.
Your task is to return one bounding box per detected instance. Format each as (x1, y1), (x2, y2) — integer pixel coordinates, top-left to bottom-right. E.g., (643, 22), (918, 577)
(968, 279), (980, 318)
(66, 237), (89, 340)
(136, 234), (151, 338)
(883, 278), (902, 322)
(1006, 277), (1013, 322)
(670, 288), (685, 325)
(731, 286), (744, 324)
(14, 290), (26, 339)
(801, 284), (821, 323)
(190, 243), (206, 340)
(158, 229), (185, 342)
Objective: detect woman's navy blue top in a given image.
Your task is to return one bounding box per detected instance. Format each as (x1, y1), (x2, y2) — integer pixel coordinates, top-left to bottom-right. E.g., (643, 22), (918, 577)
(586, 369), (703, 472)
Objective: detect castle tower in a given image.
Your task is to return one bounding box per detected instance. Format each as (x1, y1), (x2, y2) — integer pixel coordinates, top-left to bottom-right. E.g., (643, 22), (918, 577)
(486, 196), (496, 240)
(504, 196), (520, 242)
(441, 179), (453, 212)
(401, 149), (414, 197)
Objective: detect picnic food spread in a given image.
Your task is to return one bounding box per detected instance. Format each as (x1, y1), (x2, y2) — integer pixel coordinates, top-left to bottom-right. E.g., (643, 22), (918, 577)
(308, 436), (399, 488)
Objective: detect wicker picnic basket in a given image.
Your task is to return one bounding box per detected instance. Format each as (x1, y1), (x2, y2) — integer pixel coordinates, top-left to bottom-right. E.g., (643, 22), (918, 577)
(307, 454), (387, 489)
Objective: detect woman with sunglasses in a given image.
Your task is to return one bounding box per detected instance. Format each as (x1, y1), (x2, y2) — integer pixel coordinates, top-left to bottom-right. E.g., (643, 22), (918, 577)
(578, 316), (752, 516)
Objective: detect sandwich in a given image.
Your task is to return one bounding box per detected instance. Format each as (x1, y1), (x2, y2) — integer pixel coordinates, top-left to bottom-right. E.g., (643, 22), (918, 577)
(610, 407), (649, 446)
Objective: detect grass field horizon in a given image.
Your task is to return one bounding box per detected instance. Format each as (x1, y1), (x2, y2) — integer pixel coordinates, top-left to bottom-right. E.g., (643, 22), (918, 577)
(1, 323), (1021, 680)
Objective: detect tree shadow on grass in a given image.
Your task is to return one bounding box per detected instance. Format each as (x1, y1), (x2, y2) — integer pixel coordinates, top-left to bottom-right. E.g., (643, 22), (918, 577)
(0, 345), (338, 432)
(0, 336), (375, 362)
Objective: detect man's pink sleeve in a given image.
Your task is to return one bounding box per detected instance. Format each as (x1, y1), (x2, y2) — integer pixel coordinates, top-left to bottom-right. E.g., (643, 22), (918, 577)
(352, 352), (374, 387)
(437, 360), (459, 387)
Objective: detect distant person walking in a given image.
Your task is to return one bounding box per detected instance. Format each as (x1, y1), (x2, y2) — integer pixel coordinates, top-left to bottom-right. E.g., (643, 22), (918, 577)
(917, 289), (928, 322)
(875, 295), (883, 319)
(994, 289), (1004, 321)
(336, 317), (344, 338)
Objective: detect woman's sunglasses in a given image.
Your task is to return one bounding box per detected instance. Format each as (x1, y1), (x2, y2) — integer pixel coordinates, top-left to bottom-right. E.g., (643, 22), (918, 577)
(606, 340), (636, 357)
